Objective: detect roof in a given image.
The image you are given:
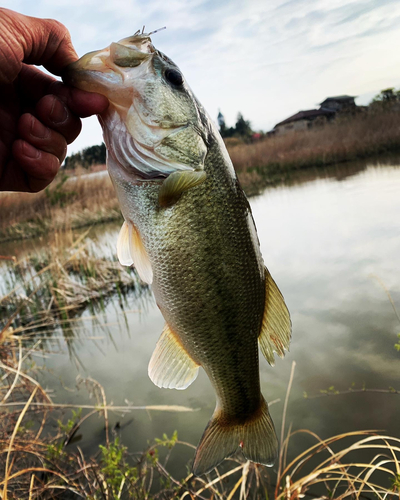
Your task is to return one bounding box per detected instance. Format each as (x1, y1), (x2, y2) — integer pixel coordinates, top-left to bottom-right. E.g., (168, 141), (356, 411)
(320, 95), (356, 104)
(274, 108), (335, 128)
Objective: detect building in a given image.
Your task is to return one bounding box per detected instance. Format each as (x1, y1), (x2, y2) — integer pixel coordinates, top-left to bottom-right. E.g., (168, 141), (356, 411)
(272, 95), (357, 135)
(319, 95), (356, 111)
(273, 108), (336, 135)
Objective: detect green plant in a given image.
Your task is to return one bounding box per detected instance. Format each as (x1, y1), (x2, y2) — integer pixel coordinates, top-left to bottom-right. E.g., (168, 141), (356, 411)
(99, 438), (138, 497)
(391, 473), (400, 491)
(57, 408), (82, 434)
(395, 333), (400, 351)
(154, 430), (178, 449)
(44, 173), (76, 207)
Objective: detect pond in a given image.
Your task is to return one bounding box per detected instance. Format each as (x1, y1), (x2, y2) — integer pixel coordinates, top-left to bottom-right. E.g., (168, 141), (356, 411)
(1, 157), (400, 482)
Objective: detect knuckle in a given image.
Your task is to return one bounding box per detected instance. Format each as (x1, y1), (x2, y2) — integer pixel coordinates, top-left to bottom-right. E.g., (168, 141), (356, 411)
(46, 18), (69, 38)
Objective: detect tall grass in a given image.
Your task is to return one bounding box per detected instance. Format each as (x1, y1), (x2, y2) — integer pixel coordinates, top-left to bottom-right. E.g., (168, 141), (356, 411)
(0, 239), (399, 497)
(230, 109), (400, 175)
(0, 171), (120, 242)
(1, 344), (399, 499)
(0, 230), (147, 348)
(2, 108), (400, 242)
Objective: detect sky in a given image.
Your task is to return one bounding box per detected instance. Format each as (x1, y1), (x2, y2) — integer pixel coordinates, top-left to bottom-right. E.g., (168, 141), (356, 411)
(4, 0), (400, 154)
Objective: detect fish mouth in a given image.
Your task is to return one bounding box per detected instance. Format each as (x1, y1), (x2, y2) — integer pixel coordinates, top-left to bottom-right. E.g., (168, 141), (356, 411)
(62, 34), (155, 95)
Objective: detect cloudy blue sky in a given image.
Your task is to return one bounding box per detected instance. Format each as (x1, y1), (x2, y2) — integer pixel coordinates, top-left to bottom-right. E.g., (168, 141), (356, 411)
(4, 0), (400, 153)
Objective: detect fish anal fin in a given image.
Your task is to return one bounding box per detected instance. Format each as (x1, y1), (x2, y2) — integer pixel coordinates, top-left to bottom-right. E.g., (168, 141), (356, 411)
(259, 268), (291, 366)
(116, 220), (153, 284)
(148, 323), (199, 390)
(193, 397), (277, 476)
(158, 170), (207, 208)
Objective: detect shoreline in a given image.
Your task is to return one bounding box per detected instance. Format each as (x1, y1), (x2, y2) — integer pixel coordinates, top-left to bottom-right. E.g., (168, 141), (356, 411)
(2, 108), (400, 243)
(1, 150), (400, 244)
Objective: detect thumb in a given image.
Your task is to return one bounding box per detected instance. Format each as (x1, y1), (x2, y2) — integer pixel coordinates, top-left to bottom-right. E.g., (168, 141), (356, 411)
(0, 8), (78, 82)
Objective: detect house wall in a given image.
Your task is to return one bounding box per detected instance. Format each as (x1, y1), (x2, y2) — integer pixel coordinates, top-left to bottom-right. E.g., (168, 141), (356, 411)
(275, 119), (310, 135)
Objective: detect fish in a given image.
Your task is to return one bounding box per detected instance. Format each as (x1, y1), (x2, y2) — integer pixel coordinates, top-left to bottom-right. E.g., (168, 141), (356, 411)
(63, 31), (291, 476)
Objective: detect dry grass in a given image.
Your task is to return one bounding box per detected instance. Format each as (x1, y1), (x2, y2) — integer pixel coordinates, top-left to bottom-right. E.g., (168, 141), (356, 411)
(0, 336), (398, 499)
(0, 171), (120, 243)
(277, 430), (400, 500)
(231, 109), (400, 180)
(2, 108), (400, 242)
(275, 363), (400, 500)
(0, 230), (145, 342)
(0, 334), (205, 500)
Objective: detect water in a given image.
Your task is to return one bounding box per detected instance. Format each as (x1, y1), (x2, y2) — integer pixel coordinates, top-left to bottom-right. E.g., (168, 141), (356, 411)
(1, 158), (400, 481)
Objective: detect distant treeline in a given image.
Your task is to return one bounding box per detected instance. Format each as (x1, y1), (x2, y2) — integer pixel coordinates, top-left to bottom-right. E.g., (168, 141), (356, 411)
(217, 111), (258, 141)
(63, 112), (259, 169)
(370, 87), (400, 107)
(63, 87), (400, 170)
(64, 143), (106, 170)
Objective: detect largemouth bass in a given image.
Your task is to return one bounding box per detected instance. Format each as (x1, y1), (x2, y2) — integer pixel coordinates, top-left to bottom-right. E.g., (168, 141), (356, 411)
(63, 31), (291, 475)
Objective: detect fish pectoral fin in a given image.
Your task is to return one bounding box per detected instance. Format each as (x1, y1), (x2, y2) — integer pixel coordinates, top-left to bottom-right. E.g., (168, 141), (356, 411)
(116, 220), (153, 284)
(193, 397), (278, 476)
(158, 170), (207, 208)
(154, 125), (207, 168)
(148, 323), (200, 390)
(258, 267), (292, 366)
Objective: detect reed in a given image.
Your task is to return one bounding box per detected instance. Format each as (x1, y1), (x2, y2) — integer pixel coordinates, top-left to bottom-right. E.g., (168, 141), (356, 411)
(0, 231), (144, 341)
(0, 171), (121, 243)
(2, 108), (400, 243)
(231, 109), (400, 176)
(0, 336), (398, 498)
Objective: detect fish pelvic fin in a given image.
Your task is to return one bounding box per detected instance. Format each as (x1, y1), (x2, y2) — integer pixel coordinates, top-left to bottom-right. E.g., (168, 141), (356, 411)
(117, 221), (133, 266)
(117, 221), (153, 284)
(158, 170), (207, 208)
(259, 267), (292, 366)
(193, 396), (278, 476)
(148, 323), (200, 390)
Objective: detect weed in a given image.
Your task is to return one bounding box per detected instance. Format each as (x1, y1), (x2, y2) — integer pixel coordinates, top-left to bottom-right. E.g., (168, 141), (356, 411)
(99, 438), (139, 497)
(44, 173), (76, 207)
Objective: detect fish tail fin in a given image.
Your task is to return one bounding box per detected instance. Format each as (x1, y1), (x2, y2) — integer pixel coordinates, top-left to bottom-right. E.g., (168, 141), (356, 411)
(193, 397), (278, 476)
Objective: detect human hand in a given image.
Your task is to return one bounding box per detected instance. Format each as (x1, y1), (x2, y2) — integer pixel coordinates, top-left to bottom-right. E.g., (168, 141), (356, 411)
(0, 8), (109, 192)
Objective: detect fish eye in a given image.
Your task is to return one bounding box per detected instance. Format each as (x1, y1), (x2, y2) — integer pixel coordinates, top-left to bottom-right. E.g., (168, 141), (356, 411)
(165, 68), (183, 86)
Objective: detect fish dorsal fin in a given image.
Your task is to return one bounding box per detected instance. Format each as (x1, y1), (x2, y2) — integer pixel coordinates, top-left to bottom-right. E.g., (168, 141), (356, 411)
(116, 221), (153, 284)
(159, 170), (207, 207)
(259, 268), (292, 366)
(148, 323), (200, 390)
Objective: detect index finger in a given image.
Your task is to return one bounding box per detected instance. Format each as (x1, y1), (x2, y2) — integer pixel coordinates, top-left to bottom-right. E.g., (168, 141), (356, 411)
(19, 65), (109, 118)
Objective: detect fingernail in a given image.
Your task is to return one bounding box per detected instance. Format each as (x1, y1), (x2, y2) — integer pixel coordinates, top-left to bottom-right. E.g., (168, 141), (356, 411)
(22, 141), (40, 159)
(30, 116), (50, 139)
(50, 97), (68, 124)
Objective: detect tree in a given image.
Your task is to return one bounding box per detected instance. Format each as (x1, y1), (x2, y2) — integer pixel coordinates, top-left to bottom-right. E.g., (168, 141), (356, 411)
(234, 113), (252, 139)
(64, 143), (106, 169)
(217, 110), (226, 134)
(217, 111), (254, 140)
(371, 87), (400, 106)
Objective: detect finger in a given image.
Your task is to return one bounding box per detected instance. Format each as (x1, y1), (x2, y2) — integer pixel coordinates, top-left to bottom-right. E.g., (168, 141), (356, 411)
(16, 65), (57, 105)
(0, 8), (78, 75)
(18, 65), (109, 117)
(12, 139), (60, 192)
(35, 94), (82, 145)
(17, 113), (67, 163)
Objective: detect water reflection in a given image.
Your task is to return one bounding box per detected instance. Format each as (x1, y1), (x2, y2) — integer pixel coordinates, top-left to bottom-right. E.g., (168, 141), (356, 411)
(1, 159), (400, 479)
